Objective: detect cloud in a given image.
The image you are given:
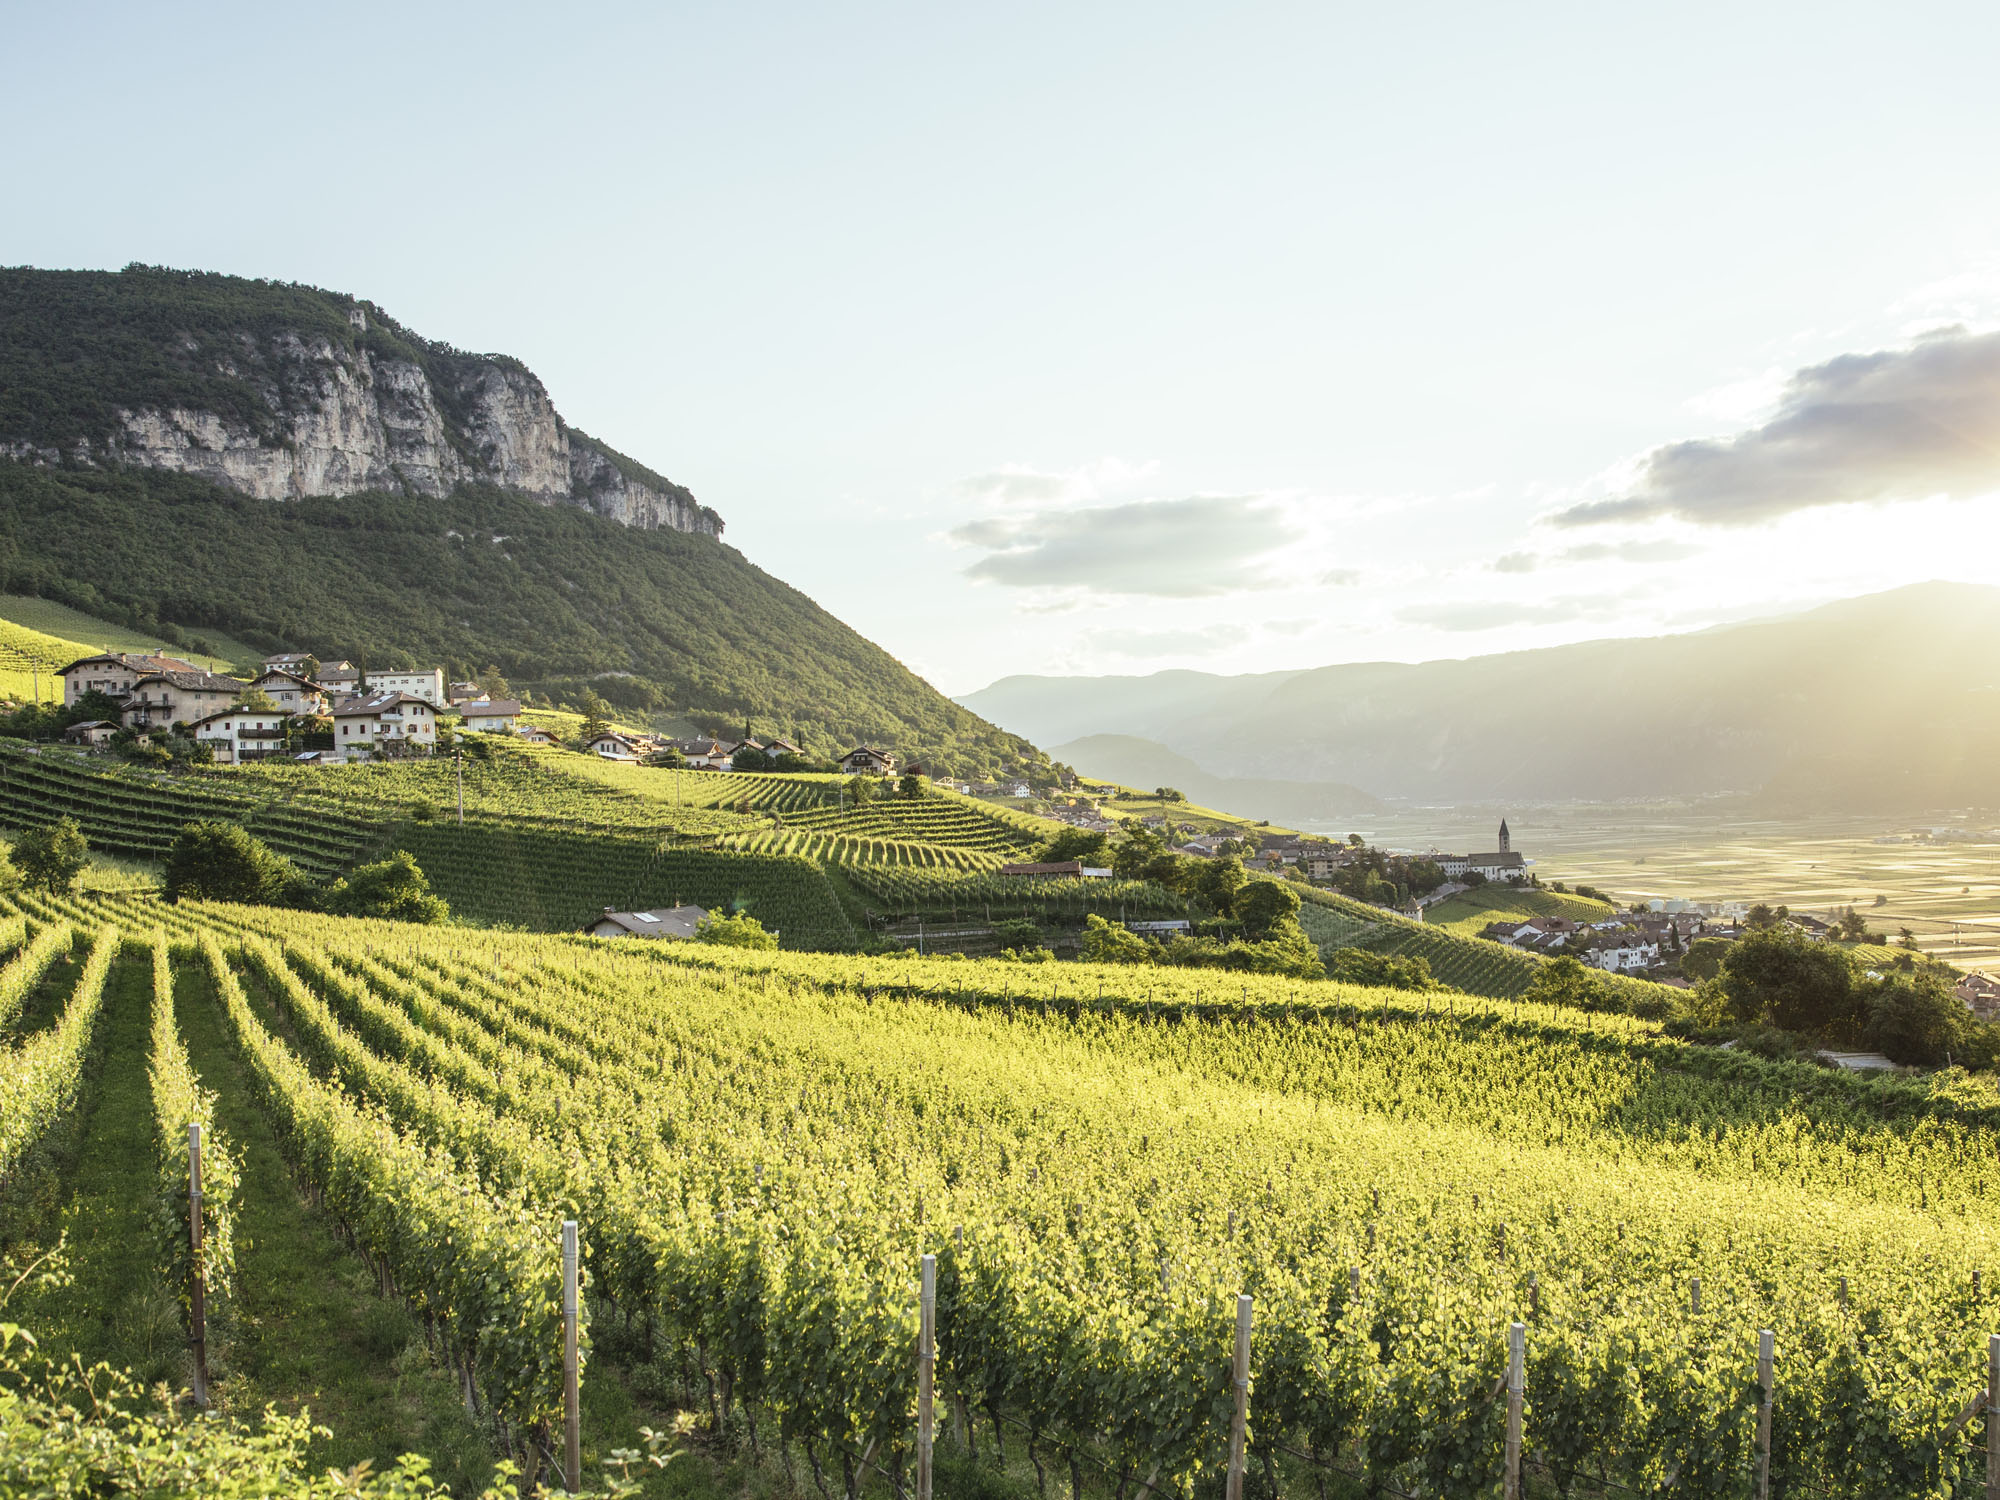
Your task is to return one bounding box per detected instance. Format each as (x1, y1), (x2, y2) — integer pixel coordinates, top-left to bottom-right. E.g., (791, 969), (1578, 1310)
(1088, 624), (1251, 657)
(1553, 328), (2000, 527)
(949, 494), (1294, 597)
(1397, 596), (1628, 632)
(1318, 567), (1363, 587)
(1491, 540), (1702, 574)
(956, 457), (1159, 507)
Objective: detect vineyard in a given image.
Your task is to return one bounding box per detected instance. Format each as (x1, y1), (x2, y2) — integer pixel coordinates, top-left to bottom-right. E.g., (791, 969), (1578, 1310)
(6, 892), (2000, 1497)
(783, 793), (1055, 853)
(842, 864), (1189, 922)
(722, 827), (1007, 872)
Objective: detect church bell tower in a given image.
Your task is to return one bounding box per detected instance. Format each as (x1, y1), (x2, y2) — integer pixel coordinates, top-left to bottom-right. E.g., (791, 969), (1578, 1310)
(1498, 818), (1510, 853)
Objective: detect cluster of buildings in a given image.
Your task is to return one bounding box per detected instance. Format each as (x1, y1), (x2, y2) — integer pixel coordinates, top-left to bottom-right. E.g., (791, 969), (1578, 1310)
(57, 649), (527, 766)
(579, 728), (903, 777)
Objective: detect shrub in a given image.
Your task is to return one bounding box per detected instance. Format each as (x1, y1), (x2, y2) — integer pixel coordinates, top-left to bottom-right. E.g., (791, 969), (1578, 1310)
(693, 911), (778, 950)
(326, 851), (449, 924)
(13, 816), (89, 892)
(164, 821), (301, 906)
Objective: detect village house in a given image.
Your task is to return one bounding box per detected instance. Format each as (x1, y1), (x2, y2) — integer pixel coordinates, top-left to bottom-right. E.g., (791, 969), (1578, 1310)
(583, 905), (711, 940)
(840, 746), (897, 776)
(331, 692), (439, 761)
(61, 719), (120, 749)
(516, 723), (559, 746)
(1587, 939), (1661, 973)
(459, 698), (523, 733)
(315, 663), (361, 692)
(671, 738), (736, 769)
(249, 669), (328, 715)
(121, 669), (244, 730)
(190, 707), (291, 765)
(361, 668), (447, 705)
(58, 651), (206, 706)
(449, 681), (482, 703)
(587, 730), (645, 761)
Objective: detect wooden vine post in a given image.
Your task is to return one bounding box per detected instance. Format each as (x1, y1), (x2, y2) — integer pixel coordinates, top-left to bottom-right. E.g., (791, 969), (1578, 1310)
(1987, 1333), (1999, 1500)
(1755, 1329), (1775, 1500)
(563, 1219), (581, 1494)
(1504, 1321), (1525, 1500)
(1225, 1294), (1252, 1500)
(188, 1122), (209, 1409)
(918, 1254), (937, 1500)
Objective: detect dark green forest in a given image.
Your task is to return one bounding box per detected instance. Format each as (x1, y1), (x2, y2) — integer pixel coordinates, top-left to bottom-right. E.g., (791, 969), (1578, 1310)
(0, 460), (1042, 776)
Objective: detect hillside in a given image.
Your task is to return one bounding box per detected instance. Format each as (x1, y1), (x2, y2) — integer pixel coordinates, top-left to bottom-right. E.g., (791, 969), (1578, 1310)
(1051, 732), (1379, 825)
(0, 266), (1042, 776)
(965, 582), (2000, 812)
(0, 265), (718, 532)
(17, 894), (2000, 1498)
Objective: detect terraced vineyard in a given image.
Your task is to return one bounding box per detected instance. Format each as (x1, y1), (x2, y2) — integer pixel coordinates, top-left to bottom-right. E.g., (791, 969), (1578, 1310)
(784, 791), (1055, 851)
(10, 892), (2000, 1498)
(1295, 885), (1547, 998)
(722, 827), (1006, 871)
(843, 863), (1188, 921)
(0, 743), (383, 877)
(392, 823), (858, 947)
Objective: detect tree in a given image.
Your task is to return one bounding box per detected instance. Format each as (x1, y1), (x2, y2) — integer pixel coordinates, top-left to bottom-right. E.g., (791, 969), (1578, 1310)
(1041, 830), (1111, 865)
(1235, 879), (1301, 939)
(732, 746), (775, 772)
(1863, 966), (1976, 1066)
(1154, 787), (1186, 803)
(1191, 856), (1248, 915)
(992, 917), (1043, 952)
(1746, 903), (1778, 930)
(574, 689), (613, 749)
(1078, 913), (1151, 964)
(898, 772), (929, 799)
(231, 686), (279, 712)
(1326, 948), (1437, 991)
(693, 911), (778, 949)
(165, 821), (302, 905)
(1522, 954), (1613, 1013)
(1112, 826), (1166, 880)
(326, 851), (449, 924)
(1898, 926), (1921, 951)
(1835, 908), (1870, 942)
(1347, 834), (1365, 848)
(1717, 924), (1863, 1039)
(476, 664), (512, 699)
(1682, 936), (1732, 982)
(1142, 853), (1187, 891)
(848, 775), (879, 805)
(14, 817), (89, 893)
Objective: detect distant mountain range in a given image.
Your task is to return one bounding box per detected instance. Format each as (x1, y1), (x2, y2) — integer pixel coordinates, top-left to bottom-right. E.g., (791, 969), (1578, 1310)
(964, 582), (2000, 815)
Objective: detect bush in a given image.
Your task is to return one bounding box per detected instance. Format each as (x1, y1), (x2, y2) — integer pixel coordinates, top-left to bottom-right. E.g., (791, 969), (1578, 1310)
(326, 851), (449, 924)
(164, 821), (303, 906)
(13, 816), (89, 892)
(992, 917), (1043, 951)
(1326, 947), (1439, 991)
(1078, 913), (1151, 964)
(693, 910), (779, 949)
(1863, 966), (1981, 1066)
(1235, 879), (1301, 939)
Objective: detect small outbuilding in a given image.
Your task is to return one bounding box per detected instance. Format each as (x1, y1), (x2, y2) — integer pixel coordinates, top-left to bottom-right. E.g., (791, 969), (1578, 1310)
(584, 905), (711, 940)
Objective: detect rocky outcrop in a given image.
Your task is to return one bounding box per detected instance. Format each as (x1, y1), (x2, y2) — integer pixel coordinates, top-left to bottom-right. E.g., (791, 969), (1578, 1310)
(17, 303), (720, 538)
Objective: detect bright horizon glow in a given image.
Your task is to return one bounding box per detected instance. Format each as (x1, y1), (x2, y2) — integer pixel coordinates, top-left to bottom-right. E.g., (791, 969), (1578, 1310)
(7, 2), (2000, 699)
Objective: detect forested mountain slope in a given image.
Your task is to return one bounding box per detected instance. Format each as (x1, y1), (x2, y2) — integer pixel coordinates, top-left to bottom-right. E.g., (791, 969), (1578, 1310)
(0, 266), (1040, 775)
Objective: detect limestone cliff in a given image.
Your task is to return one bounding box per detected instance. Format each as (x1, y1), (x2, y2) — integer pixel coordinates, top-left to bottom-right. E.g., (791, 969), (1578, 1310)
(0, 267), (722, 537)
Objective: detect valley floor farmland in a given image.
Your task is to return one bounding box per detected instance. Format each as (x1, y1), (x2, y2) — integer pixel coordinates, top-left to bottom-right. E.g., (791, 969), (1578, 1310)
(1326, 805), (2000, 977)
(8, 892), (2000, 1496)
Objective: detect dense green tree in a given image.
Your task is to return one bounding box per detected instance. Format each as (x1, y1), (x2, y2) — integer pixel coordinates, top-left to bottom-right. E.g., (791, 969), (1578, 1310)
(1717, 925), (1864, 1040)
(731, 746), (775, 772)
(164, 821), (302, 905)
(1746, 902), (1778, 930)
(574, 690), (613, 750)
(1326, 948), (1438, 991)
(1040, 829), (1111, 865)
(326, 851), (448, 924)
(1522, 954), (1613, 1013)
(14, 817), (89, 892)
(1190, 855), (1248, 915)
(1682, 936), (1732, 982)
(992, 918), (1044, 952)
(1078, 913), (1151, 964)
(1863, 966), (1979, 1066)
(898, 772), (929, 799)
(1235, 879), (1301, 939)
(1142, 853), (1188, 891)
(1112, 826), (1166, 880)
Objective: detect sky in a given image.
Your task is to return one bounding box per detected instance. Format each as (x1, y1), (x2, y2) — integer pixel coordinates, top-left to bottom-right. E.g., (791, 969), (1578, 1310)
(8, 0), (2000, 696)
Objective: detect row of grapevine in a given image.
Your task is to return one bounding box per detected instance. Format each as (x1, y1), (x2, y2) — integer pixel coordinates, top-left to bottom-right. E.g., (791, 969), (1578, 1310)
(723, 827), (1005, 872)
(0, 919), (67, 1030)
(0, 925), (116, 1192)
(783, 796), (1045, 852)
(111, 897), (2000, 1499)
(844, 863), (1189, 921)
(196, 932), (573, 1446)
(146, 928), (240, 1327)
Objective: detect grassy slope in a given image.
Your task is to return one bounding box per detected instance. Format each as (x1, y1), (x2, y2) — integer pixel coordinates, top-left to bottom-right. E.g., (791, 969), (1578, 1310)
(1074, 779), (1299, 838)
(0, 593), (259, 673)
(1422, 883), (1616, 937)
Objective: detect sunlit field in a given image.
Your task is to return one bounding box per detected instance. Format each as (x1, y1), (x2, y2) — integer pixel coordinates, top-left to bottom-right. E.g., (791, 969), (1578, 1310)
(1315, 805), (2000, 976)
